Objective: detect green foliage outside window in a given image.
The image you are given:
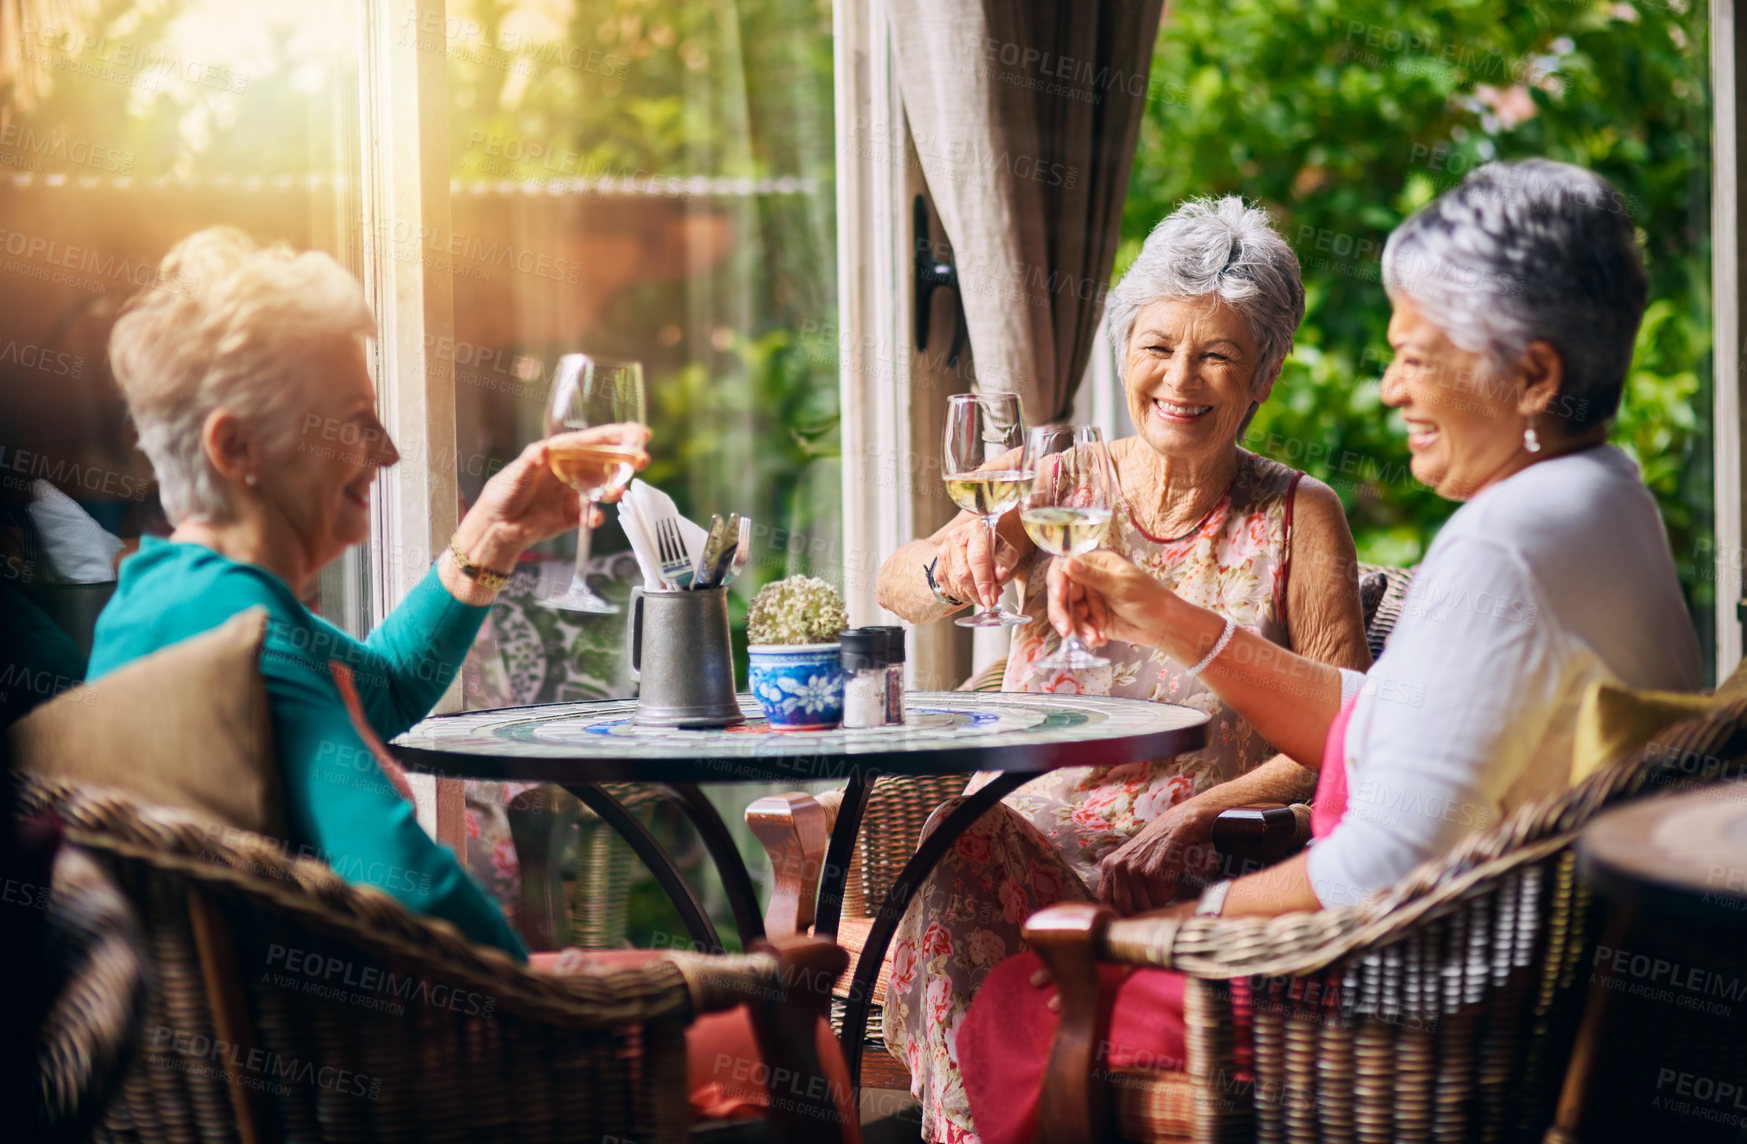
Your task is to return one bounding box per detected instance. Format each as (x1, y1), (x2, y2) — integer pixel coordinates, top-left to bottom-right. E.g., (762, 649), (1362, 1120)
(445, 0), (843, 672)
(447, 0), (1715, 669)
(1124, 0), (1713, 659)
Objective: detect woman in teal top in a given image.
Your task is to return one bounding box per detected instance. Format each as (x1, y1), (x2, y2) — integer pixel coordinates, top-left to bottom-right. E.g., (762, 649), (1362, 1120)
(96, 227), (649, 958)
(90, 538), (535, 953)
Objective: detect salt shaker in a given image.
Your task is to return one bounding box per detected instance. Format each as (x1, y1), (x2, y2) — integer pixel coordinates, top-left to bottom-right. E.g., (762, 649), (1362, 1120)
(840, 629), (888, 729)
(878, 625), (906, 725)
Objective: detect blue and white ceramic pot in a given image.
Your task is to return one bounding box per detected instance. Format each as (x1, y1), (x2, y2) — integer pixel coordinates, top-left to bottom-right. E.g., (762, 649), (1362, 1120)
(746, 643), (846, 731)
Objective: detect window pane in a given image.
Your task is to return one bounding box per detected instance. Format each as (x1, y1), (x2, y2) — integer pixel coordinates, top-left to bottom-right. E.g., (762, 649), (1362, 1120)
(0, 0), (371, 632)
(443, 0), (840, 710)
(1121, 0), (1715, 671)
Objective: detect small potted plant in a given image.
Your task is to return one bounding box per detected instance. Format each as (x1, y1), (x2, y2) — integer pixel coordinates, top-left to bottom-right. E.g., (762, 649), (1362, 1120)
(746, 575), (849, 731)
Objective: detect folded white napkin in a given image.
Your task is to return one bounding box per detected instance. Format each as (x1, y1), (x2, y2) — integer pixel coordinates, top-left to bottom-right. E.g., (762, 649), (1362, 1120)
(618, 500), (663, 590)
(619, 479), (708, 591)
(26, 480), (122, 583)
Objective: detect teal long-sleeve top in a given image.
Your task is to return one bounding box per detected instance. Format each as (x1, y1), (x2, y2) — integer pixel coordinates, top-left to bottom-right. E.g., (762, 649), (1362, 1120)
(89, 536), (527, 959)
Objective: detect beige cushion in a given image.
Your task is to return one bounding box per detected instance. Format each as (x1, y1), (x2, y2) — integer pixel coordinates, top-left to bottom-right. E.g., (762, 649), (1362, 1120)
(11, 608), (283, 837)
(1567, 648), (1747, 786)
(1571, 681), (1716, 785)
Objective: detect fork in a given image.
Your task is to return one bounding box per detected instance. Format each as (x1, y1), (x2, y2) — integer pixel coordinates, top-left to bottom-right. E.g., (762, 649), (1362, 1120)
(654, 516), (694, 589)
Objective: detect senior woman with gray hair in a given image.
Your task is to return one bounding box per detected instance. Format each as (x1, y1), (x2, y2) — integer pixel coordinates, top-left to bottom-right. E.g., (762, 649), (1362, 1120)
(949, 159), (1700, 1144)
(93, 233), (867, 1131)
(875, 198), (1371, 1144)
(91, 227), (649, 957)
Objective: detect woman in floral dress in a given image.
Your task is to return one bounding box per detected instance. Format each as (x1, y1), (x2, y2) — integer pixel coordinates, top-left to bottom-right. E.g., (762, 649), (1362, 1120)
(874, 197), (1373, 1143)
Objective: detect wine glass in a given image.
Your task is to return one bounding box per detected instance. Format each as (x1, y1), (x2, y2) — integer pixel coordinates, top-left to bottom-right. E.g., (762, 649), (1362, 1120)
(540, 353), (646, 613)
(942, 391), (1031, 627)
(1020, 425), (1117, 669)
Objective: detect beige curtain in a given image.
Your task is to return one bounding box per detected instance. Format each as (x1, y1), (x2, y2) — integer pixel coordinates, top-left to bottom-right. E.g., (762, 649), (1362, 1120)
(888, 0), (1164, 424)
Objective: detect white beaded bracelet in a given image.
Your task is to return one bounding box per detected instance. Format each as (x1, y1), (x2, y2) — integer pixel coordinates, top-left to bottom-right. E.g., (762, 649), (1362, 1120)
(1184, 617), (1237, 678)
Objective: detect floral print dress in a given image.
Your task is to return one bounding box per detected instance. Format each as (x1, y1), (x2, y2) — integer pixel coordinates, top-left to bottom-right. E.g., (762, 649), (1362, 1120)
(883, 450), (1304, 1144)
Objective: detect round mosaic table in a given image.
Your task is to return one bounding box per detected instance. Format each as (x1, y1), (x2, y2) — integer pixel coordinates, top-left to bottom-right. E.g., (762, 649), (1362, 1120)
(391, 690), (1208, 1081)
(392, 690), (1207, 783)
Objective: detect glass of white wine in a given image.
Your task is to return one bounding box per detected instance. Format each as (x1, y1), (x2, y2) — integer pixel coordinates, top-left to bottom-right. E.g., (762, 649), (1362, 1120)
(943, 392), (1032, 627)
(1020, 425), (1117, 669)
(541, 353), (646, 613)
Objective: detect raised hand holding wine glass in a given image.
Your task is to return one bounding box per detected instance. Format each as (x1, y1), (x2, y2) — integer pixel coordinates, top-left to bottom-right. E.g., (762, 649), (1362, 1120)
(941, 391), (1031, 627)
(542, 353), (648, 613)
(1020, 425), (1117, 669)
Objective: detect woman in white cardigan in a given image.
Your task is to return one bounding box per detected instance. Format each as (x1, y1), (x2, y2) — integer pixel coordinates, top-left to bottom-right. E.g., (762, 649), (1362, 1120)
(954, 158), (1702, 1144)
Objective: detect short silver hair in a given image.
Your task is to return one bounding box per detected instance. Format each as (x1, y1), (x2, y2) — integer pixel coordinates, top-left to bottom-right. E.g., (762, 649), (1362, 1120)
(1107, 196), (1306, 387)
(1382, 159), (1647, 431)
(109, 228), (375, 523)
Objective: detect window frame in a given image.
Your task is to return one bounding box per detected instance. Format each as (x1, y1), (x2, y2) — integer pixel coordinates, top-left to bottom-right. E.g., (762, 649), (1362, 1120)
(835, 0), (913, 627)
(356, 0), (460, 688)
(1713, 0), (1744, 682)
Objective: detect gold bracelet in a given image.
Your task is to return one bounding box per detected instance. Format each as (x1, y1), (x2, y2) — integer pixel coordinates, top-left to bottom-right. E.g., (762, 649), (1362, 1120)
(449, 535), (512, 592)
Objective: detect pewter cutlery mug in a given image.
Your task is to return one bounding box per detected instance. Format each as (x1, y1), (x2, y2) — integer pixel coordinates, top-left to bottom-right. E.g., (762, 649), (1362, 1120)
(627, 586), (746, 727)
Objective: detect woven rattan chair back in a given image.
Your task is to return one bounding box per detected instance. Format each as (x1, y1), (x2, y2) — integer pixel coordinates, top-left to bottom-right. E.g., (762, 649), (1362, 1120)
(1071, 684), (1747, 1144)
(502, 781), (655, 949)
(38, 845), (150, 1144)
(1181, 849), (1584, 1144)
(1355, 563), (1414, 662)
(850, 773), (976, 916)
(23, 782), (710, 1144)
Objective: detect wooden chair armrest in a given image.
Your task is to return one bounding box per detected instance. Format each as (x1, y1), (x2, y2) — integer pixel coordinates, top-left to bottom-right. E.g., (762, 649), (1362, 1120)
(746, 793), (832, 935)
(1210, 802), (1312, 878)
(1024, 903), (1116, 1144)
(744, 934), (854, 1143)
(812, 787), (845, 833)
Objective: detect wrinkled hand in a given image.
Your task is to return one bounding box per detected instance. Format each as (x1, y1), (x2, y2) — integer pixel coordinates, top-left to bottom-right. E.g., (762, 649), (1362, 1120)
(934, 516), (1022, 609)
(1046, 550), (1174, 650)
(1096, 803), (1220, 916)
(465, 423), (650, 558)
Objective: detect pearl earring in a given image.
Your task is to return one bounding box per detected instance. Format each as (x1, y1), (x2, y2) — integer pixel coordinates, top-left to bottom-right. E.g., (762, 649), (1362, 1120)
(1523, 421), (1542, 454)
(245, 473), (258, 486)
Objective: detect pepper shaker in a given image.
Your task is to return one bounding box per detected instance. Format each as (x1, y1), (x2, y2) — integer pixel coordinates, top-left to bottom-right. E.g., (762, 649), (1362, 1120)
(877, 625), (906, 725)
(840, 629), (888, 729)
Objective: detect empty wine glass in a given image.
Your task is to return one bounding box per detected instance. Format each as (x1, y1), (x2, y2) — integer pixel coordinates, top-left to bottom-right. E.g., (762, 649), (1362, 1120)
(541, 353), (646, 613)
(942, 392), (1030, 627)
(1020, 425), (1117, 669)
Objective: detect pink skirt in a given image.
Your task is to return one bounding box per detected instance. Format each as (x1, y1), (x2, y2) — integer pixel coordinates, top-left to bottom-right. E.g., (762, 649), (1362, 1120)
(958, 699), (1359, 1144)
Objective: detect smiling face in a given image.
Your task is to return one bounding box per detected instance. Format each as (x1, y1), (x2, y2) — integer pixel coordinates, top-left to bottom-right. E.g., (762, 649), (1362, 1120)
(1123, 294), (1270, 464)
(1380, 293), (1543, 501)
(264, 336), (398, 569)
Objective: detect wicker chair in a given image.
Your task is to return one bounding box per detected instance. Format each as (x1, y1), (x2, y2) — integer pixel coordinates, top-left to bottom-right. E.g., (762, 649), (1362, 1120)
(1023, 673), (1747, 1143)
(24, 782), (853, 1144)
(746, 565), (1415, 1088)
(38, 844), (150, 1143)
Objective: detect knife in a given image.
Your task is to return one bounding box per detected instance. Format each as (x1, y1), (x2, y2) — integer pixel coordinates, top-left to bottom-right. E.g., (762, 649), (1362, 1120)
(720, 515), (751, 586)
(706, 513), (741, 588)
(693, 514), (729, 589)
